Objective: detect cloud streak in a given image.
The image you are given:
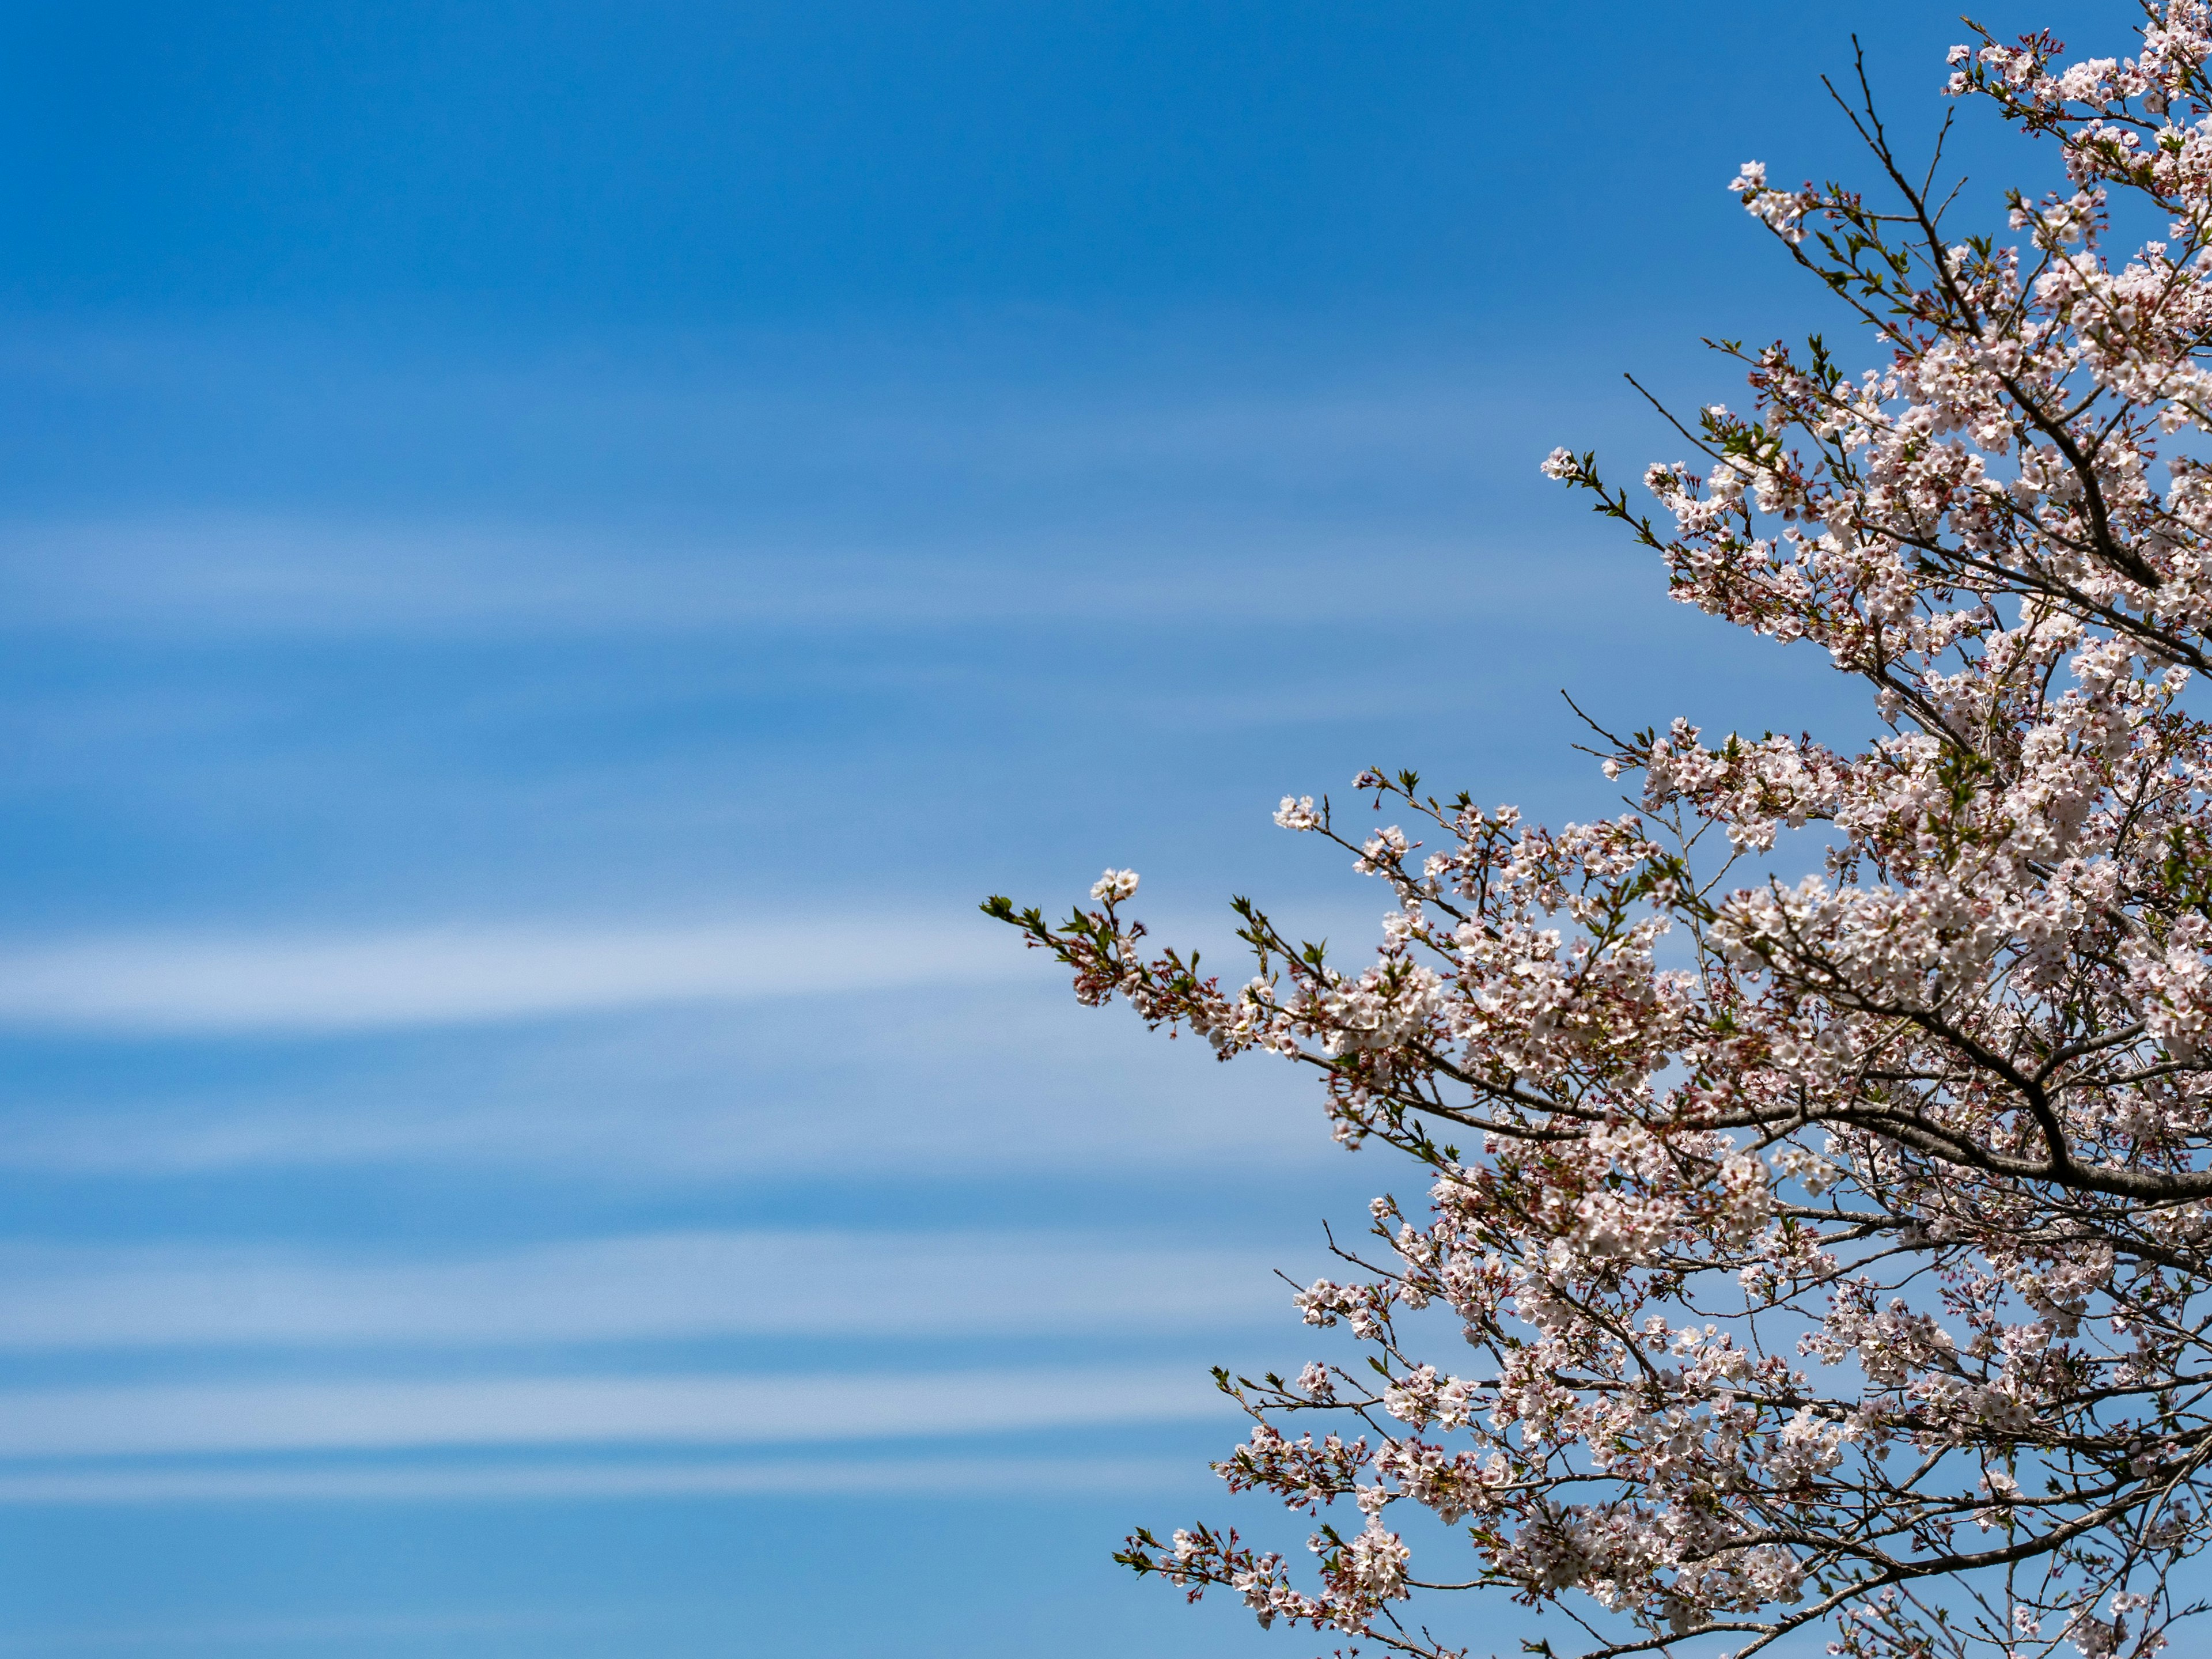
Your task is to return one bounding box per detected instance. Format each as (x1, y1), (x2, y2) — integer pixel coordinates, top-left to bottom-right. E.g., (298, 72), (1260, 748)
(0, 1453), (1199, 1507)
(0, 972), (1344, 1180)
(0, 1229), (1294, 1349)
(0, 511), (1579, 642)
(0, 915), (1020, 1034)
(0, 1366), (1226, 1458)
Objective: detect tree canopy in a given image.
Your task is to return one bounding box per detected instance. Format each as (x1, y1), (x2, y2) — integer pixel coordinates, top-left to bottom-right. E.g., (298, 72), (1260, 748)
(987, 6), (2212, 1655)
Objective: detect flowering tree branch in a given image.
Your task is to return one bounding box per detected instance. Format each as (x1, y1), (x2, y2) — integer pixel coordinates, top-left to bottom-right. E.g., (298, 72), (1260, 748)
(985, 6), (2212, 1656)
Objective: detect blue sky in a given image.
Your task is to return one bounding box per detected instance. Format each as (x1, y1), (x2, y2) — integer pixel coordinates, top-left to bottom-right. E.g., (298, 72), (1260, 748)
(0, 2), (2126, 1656)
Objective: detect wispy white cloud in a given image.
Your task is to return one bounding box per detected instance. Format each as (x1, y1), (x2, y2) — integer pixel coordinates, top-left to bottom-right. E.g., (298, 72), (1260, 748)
(0, 1613), (586, 1652)
(0, 914), (1020, 1035)
(0, 1365), (1226, 1458)
(0, 1229), (1294, 1349)
(0, 512), (1547, 641)
(0, 1607), (656, 1652)
(0, 1453), (1198, 1507)
(0, 329), (1583, 645)
(0, 974), (1346, 1179)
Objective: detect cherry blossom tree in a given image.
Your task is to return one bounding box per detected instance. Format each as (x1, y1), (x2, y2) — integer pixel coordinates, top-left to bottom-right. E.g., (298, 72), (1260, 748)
(987, 5), (2212, 1657)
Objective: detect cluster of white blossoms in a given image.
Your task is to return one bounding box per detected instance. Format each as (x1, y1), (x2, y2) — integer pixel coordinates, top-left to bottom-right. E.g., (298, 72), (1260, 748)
(986, 6), (2212, 1657)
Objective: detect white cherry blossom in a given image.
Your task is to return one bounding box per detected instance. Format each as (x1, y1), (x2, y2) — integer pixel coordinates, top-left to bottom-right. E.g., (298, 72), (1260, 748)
(987, 8), (2212, 1657)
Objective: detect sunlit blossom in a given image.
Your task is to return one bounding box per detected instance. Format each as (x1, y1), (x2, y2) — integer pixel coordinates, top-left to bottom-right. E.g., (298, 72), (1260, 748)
(987, 8), (2212, 1657)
